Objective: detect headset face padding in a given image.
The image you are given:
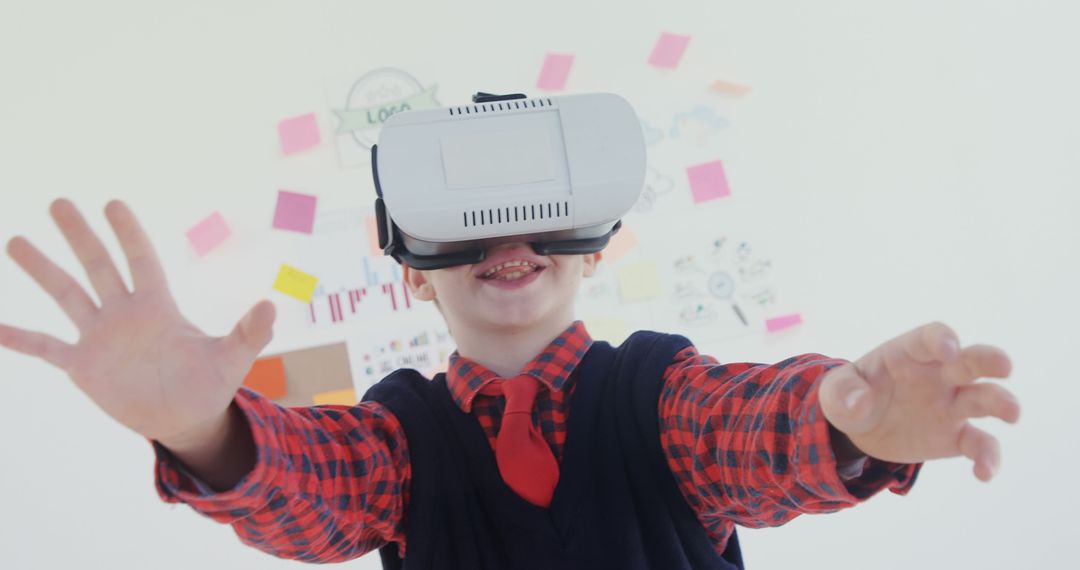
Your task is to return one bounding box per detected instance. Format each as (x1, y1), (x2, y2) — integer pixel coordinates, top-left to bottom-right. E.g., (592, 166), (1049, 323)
(388, 220), (622, 270)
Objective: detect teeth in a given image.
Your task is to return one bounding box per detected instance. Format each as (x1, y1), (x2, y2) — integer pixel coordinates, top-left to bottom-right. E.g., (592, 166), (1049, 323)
(481, 260), (538, 279)
(497, 271), (531, 281)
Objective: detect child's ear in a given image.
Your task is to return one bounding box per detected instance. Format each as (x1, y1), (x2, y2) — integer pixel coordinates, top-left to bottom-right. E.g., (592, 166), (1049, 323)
(582, 251), (602, 277)
(402, 263), (436, 301)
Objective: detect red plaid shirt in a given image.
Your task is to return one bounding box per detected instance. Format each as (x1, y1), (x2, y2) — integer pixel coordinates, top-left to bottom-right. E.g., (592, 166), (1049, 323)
(153, 321), (920, 563)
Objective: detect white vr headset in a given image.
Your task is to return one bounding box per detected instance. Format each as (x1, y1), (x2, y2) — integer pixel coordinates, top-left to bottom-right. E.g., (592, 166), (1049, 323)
(372, 91), (646, 270)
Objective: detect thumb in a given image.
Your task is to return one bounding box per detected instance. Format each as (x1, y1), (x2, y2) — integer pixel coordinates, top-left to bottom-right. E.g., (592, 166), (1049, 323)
(818, 363), (883, 436)
(222, 299), (276, 360)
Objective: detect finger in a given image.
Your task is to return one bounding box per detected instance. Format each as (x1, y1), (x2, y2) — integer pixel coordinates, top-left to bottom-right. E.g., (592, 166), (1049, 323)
(900, 321), (960, 364)
(957, 423), (1001, 482)
(103, 200), (167, 292)
(963, 343), (1010, 377)
(49, 198), (129, 303)
(817, 363), (887, 436)
(952, 383), (1021, 424)
(219, 300), (277, 362)
(950, 344), (1013, 385)
(0, 322), (74, 369)
(6, 237), (97, 329)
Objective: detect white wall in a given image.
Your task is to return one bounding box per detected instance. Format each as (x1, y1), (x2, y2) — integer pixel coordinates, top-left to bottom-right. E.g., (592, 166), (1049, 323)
(1, 1), (1076, 568)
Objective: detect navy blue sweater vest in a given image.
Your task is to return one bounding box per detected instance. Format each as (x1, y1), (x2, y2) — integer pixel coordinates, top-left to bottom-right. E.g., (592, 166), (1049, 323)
(362, 330), (745, 569)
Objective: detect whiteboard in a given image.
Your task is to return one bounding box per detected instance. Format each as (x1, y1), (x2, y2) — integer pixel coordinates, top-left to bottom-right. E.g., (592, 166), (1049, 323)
(0, 0), (1076, 568)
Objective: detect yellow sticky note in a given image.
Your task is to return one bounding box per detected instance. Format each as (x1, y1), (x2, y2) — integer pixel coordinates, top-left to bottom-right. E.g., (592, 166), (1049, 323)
(603, 225), (638, 265)
(424, 356), (450, 379)
(617, 260), (662, 302)
(273, 264), (318, 303)
(312, 387), (357, 406)
(583, 314), (630, 345)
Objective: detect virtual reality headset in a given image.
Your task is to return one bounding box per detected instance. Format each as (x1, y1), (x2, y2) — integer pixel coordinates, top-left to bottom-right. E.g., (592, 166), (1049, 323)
(371, 91), (646, 270)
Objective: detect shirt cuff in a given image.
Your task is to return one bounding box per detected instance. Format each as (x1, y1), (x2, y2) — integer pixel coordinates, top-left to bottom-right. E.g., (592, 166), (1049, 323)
(793, 374), (922, 505)
(836, 456), (869, 480)
(150, 388), (284, 521)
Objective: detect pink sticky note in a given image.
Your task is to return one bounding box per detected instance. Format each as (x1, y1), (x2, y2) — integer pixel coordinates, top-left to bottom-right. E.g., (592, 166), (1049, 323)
(273, 190), (317, 234)
(537, 53), (575, 90)
(686, 160), (731, 203)
(186, 212), (230, 256)
(277, 113), (321, 155)
(648, 32), (691, 69)
(766, 313), (803, 333)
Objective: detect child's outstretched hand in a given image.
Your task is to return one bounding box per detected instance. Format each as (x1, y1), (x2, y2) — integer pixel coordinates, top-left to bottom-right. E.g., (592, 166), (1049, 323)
(818, 322), (1019, 482)
(0, 199), (276, 446)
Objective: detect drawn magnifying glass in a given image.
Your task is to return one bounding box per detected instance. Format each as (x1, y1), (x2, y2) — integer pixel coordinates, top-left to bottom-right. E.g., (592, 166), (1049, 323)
(707, 271), (748, 327)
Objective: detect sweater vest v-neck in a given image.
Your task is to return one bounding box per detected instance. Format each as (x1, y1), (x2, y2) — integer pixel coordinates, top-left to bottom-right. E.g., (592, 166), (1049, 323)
(362, 330), (745, 569)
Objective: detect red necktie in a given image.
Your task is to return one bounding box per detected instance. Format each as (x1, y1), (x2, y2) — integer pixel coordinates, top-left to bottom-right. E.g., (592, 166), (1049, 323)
(478, 374), (560, 507)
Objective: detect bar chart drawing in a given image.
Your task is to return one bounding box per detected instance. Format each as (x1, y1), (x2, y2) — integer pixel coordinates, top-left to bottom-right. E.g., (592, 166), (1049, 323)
(308, 281), (414, 325)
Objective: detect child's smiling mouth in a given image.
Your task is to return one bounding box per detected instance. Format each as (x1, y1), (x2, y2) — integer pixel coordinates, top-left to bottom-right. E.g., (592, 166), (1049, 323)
(479, 260), (542, 281)
(473, 245), (549, 287)
(478, 264), (546, 289)
(474, 249), (548, 289)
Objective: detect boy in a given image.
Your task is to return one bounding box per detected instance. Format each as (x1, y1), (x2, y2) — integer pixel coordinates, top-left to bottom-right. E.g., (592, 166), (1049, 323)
(0, 95), (1019, 569)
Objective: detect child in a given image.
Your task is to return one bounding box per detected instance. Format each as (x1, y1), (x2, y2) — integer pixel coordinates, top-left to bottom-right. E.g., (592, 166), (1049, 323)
(0, 198), (1019, 569)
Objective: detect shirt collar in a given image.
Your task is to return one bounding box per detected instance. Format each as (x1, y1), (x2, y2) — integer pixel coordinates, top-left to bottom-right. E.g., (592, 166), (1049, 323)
(445, 320), (593, 413)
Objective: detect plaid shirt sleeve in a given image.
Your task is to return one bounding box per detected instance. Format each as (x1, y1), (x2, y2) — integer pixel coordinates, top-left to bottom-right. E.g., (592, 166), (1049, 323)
(151, 387), (410, 562)
(659, 346), (922, 530)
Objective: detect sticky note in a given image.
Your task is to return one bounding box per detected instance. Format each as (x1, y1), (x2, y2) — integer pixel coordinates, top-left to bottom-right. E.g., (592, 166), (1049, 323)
(278, 112), (321, 155)
(313, 388), (357, 406)
(424, 358), (450, 379)
(242, 357), (287, 399)
(537, 53), (574, 90)
(766, 313), (803, 332)
(617, 260), (662, 302)
(648, 32), (691, 69)
(583, 314), (630, 345)
(603, 224), (638, 264)
(270, 342), (352, 407)
(710, 80), (752, 97)
(273, 190), (317, 234)
(686, 160), (731, 203)
(186, 212), (230, 256)
(273, 264), (319, 303)
(364, 216), (383, 257)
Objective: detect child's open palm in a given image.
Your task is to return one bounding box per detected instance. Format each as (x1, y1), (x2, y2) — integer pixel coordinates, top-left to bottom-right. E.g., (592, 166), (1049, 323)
(818, 322), (1020, 481)
(0, 199), (276, 444)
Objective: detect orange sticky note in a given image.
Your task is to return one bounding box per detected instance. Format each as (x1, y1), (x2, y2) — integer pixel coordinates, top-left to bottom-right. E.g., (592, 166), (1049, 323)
(313, 388), (357, 406)
(710, 80), (752, 97)
(242, 357), (287, 399)
(603, 225), (638, 264)
(365, 216), (383, 257)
